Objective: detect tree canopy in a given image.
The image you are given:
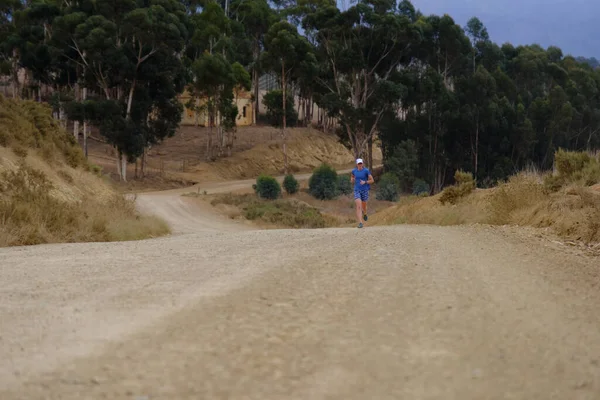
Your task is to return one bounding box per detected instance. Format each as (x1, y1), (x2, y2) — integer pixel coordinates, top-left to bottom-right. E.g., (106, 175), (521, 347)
(1, 0), (599, 189)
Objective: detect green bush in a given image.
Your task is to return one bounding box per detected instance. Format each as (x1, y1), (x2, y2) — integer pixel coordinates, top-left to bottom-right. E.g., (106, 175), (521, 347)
(384, 139), (419, 191)
(309, 163), (338, 200)
(336, 175), (352, 195)
(283, 174), (299, 195)
(254, 174), (281, 200)
(376, 172), (401, 201)
(439, 170), (476, 205)
(263, 90), (298, 128)
(412, 179), (430, 196)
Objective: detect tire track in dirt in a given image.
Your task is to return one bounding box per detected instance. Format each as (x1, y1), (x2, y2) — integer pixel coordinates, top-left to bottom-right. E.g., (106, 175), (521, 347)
(1, 173), (600, 399)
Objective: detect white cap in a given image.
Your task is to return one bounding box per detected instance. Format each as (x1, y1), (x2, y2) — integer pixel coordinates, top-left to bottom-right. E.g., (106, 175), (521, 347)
(356, 158), (363, 164)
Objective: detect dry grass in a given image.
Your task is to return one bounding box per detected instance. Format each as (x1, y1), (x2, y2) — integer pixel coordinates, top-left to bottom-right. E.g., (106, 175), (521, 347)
(0, 97), (170, 247)
(0, 162), (169, 247)
(371, 190), (489, 226)
(191, 129), (375, 180)
(371, 169), (600, 244)
(87, 125), (383, 186)
(206, 192), (337, 229)
(439, 170), (476, 205)
(0, 96), (85, 168)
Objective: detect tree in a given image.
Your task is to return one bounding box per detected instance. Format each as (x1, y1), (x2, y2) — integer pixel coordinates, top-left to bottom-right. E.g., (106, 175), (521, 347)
(192, 52), (233, 160)
(459, 65), (497, 176)
(262, 20), (315, 172)
(465, 17), (490, 72)
(230, 0), (275, 124)
(299, 0), (419, 165)
(0, 0), (23, 98)
(54, 0), (188, 181)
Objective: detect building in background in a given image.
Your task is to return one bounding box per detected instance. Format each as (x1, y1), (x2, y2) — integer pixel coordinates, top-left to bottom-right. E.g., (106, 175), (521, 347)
(178, 88), (254, 127)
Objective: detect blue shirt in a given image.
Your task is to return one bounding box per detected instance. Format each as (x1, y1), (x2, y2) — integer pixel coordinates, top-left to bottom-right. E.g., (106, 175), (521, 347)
(352, 168), (371, 191)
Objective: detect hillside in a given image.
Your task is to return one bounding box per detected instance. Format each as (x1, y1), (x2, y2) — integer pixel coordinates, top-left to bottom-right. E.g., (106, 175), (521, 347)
(87, 125), (380, 186)
(0, 97), (169, 247)
(371, 153), (600, 250)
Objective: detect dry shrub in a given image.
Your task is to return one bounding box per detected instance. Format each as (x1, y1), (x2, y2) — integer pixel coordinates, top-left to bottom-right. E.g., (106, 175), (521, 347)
(517, 186), (600, 243)
(372, 169), (600, 244)
(0, 96), (85, 168)
(0, 164), (169, 247)
(439, 170), (476, 205)
(486, 174), (547, 225)
(370, 191), (489, 227)
(12, 145), (27, 158)
(210, 193), (330, 228)
(545, 149), (600, 191)
(57, 169), (74, 184)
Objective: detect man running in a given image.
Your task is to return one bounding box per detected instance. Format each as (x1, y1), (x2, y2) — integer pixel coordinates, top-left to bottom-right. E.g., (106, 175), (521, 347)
(350, 158), (374, 228)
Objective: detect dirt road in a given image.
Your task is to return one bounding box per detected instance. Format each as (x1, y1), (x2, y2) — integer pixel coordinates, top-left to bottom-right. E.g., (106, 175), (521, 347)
(1, 175), (600, 399)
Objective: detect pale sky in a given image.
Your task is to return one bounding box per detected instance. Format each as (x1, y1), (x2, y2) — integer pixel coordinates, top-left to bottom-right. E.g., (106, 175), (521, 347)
(411, 0), (597, 58)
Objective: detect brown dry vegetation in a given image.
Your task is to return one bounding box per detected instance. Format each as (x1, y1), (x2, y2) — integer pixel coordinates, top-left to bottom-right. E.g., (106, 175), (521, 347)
(87, 124), (381, 187)
(190, 192), (339, 229)
(203, 176), (394, 228)
(371, 151), (600, 245)
(0, 97), (169, 247)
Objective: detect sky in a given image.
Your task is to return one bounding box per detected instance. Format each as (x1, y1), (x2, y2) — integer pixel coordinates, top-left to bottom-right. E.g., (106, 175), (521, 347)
(410, 0), (598, 58)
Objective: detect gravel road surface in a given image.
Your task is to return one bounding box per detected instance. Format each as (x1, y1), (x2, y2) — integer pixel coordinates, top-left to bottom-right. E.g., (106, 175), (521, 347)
(1, 176), (599, 399)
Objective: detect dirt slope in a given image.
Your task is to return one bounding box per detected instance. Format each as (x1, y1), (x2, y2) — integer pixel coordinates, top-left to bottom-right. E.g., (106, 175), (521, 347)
(0, 98), (168, 246)
(1, 178), (600, 399)
(87, 126), (381, 185)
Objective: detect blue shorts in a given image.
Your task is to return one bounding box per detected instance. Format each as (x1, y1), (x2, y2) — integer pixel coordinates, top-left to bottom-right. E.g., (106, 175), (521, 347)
(354, 188), (369, 202)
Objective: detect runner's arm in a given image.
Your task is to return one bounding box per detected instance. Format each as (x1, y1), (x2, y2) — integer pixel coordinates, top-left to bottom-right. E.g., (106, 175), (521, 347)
(350, 172), (355, 185)
(367, 174), (374, 184)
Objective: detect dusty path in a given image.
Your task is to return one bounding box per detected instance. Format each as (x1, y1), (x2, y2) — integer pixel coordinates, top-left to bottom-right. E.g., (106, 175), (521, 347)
(1, 174), (600, 399)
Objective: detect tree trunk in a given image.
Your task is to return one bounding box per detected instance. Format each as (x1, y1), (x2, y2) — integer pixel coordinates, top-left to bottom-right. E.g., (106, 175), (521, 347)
(126, 79), (136, 119)
(282, 62), (288, 174)
(141, 147), (146, 178)
(59, 107), (66, 130)
(73, 82), (80, 139)
(12, 50), (19, 99)
(116, 150), (122, 179)
(206, 107), (213, 161)
(367, 136), (373, 169)
(253, 38), (260, 125)
(82, 87), (88, 158)
(475, 115), (479, 176)
(121, 153), (127, 182)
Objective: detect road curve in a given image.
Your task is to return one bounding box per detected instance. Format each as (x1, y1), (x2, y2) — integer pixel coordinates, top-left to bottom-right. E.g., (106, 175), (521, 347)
(1, 175), (600, 399)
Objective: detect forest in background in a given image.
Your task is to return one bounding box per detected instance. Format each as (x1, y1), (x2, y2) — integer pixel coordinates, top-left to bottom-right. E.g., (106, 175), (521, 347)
(0, 0), (598, 192)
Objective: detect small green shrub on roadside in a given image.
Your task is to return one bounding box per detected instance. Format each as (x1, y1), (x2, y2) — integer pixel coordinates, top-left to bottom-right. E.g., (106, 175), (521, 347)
(309, 163), (338, 200)
(439, 170), (476, 205)
(254, 174), (281, 200)
(412, 179), (430, 196)
(283, 174), (299, 195)
(336, 175), (352, 196)
(376, 172), (401, 201)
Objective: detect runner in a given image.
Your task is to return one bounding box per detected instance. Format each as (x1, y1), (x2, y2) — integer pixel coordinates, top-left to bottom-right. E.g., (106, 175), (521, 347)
(350, 158), (374, 228)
